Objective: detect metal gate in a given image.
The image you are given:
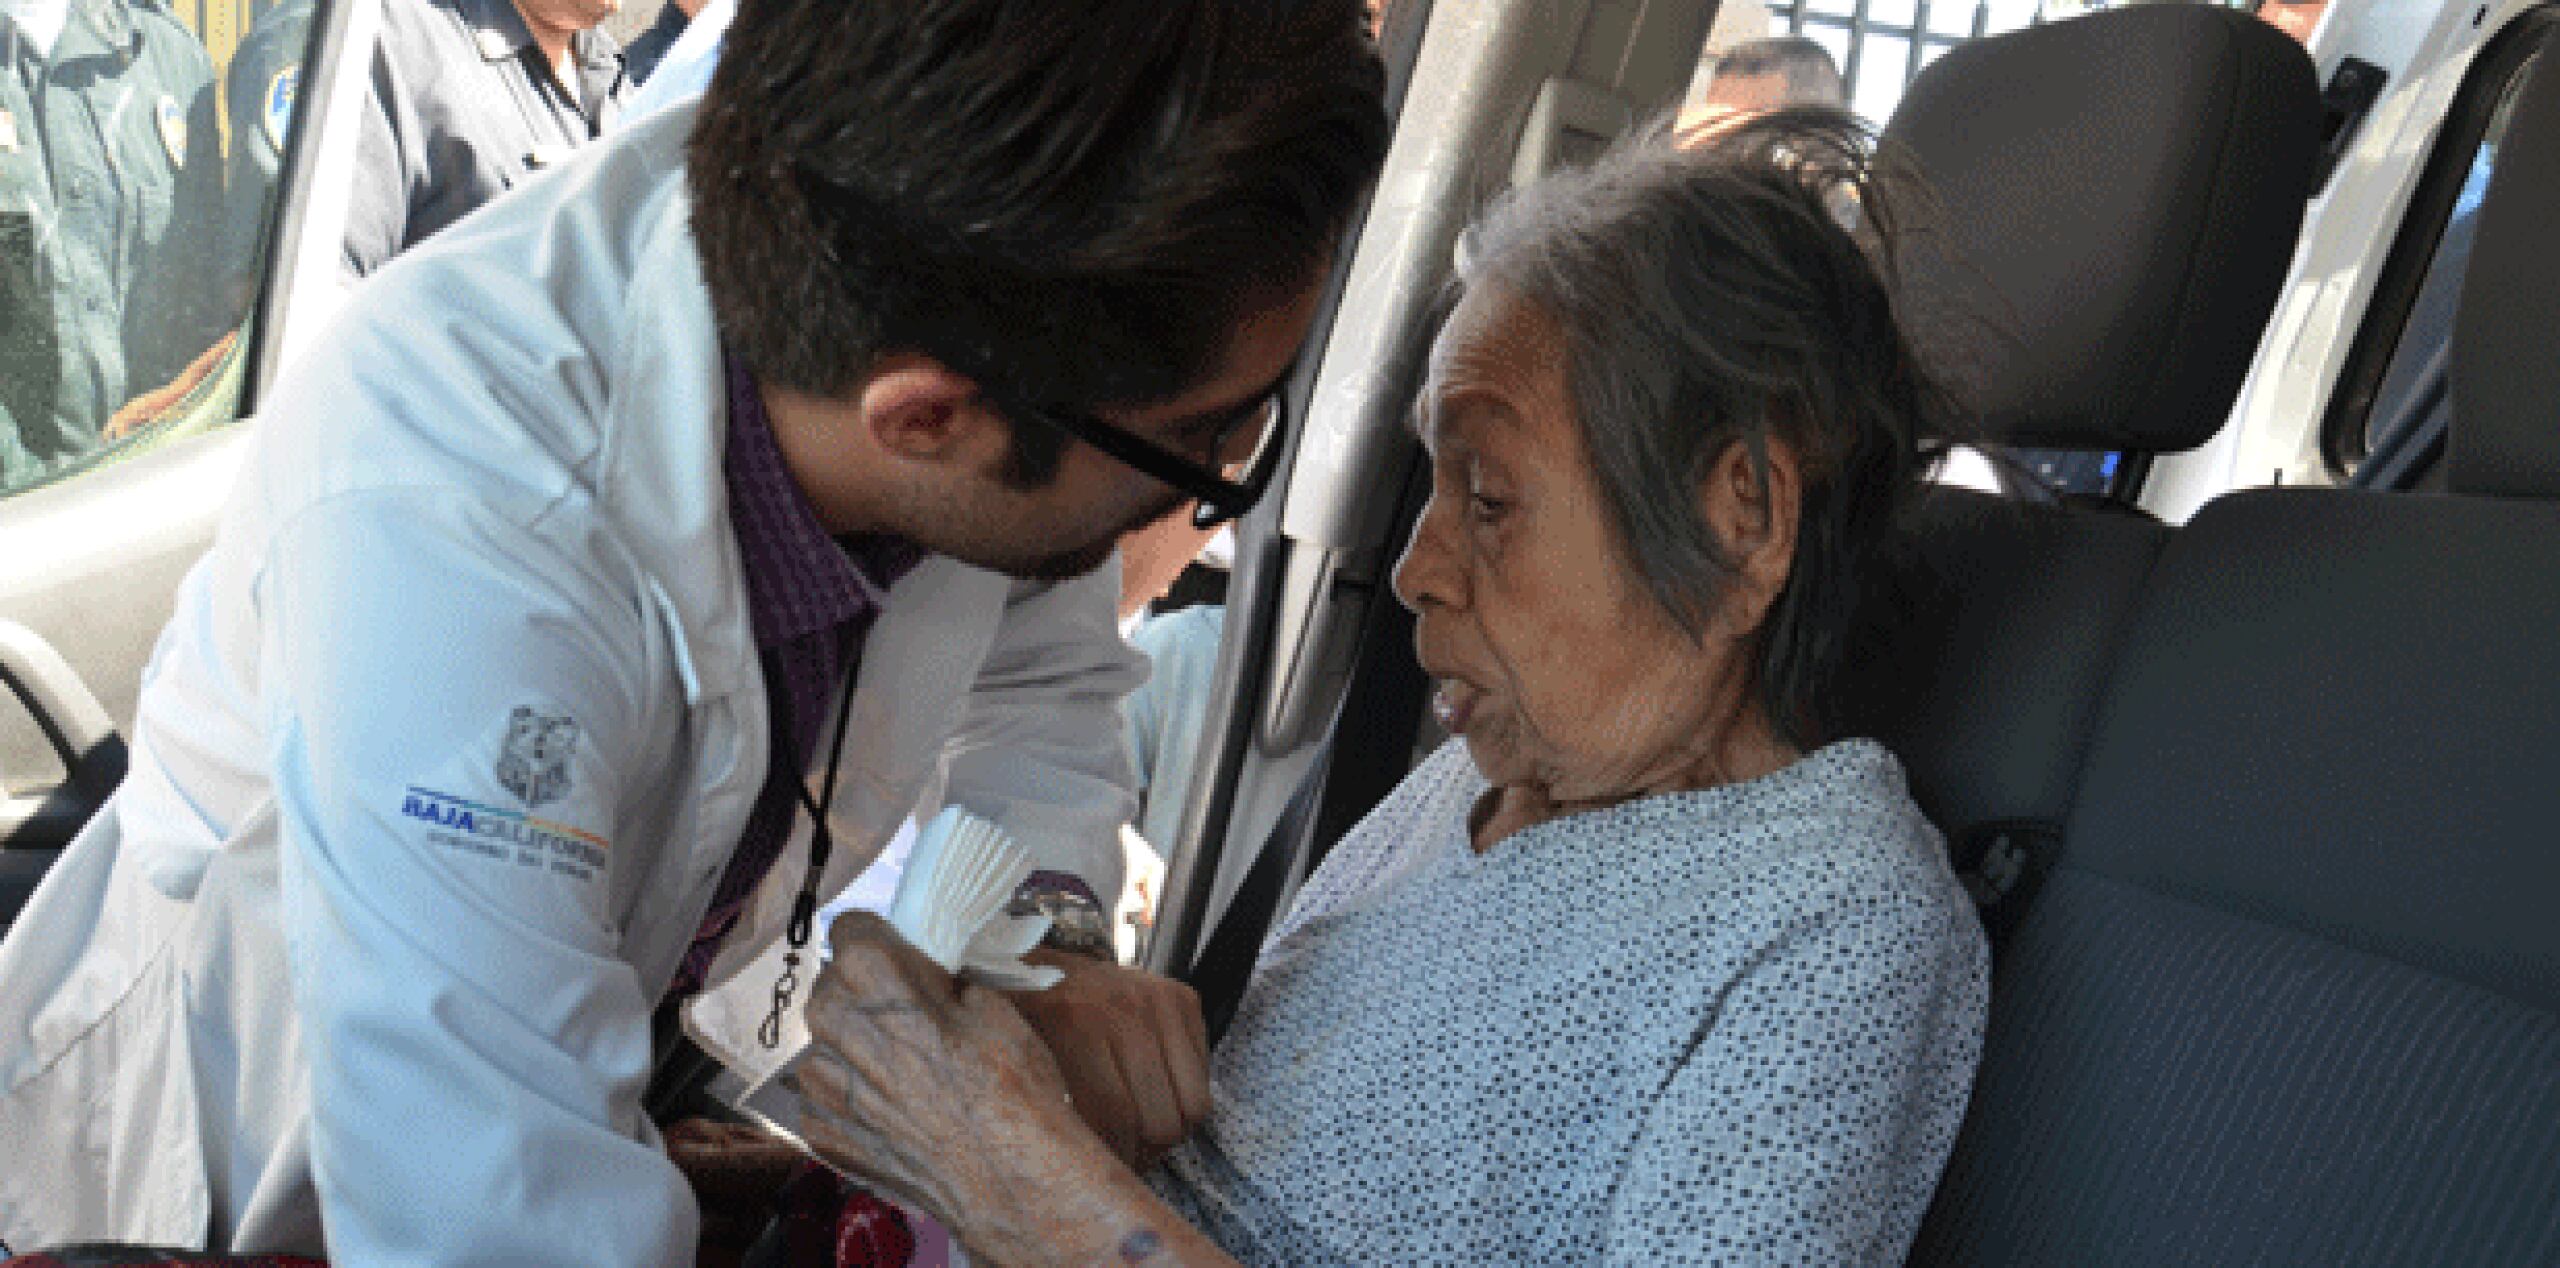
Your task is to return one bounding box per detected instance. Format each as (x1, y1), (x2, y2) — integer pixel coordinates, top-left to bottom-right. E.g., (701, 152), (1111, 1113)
(1777, 0), (1997, 105)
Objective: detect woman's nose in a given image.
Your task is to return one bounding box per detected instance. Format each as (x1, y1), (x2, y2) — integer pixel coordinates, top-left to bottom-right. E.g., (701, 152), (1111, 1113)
(1391, 497), (1462, 615)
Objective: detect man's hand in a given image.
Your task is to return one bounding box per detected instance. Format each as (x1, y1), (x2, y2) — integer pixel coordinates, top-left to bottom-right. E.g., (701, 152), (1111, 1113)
(103, 329), (237, 442)
(1006, 949), (1211, 1171)
(662, 1117), (806, 1261)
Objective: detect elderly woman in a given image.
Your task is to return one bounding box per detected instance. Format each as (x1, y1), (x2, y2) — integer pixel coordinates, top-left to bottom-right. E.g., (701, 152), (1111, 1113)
(787, 113), (1989, 1265)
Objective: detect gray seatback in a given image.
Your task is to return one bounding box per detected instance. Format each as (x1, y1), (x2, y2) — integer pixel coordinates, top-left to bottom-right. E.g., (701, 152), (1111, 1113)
(1906, 28), (2560, 1266)
(1843, 5), (2317, 871)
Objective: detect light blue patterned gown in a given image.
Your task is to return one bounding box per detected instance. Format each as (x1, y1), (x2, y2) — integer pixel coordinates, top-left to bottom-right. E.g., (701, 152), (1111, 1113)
(1151, 737), (1989, 1266)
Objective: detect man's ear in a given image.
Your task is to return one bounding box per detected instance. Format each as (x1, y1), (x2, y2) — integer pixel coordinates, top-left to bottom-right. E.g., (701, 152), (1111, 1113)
(858, 354), (1010, 469)
(1699, 434), (1803, 636)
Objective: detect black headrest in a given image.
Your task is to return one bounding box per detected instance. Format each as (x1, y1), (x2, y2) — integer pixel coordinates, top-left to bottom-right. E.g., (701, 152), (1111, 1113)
(2451, 31), (2560, 499)
(1880, 7), (2320, 452)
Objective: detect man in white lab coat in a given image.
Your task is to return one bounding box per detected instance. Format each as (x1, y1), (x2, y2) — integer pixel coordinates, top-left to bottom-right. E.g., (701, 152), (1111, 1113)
(0, 0), (1389, 1259)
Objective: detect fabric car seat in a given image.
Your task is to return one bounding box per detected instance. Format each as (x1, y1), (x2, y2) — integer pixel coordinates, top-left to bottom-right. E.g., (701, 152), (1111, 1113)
(1838, 5), (2319, 927)
(1883, 17), (2560, 1264)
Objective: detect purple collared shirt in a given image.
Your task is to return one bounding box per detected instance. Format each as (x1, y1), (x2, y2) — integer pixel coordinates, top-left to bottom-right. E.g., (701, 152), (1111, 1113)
(667, 358), (923, 997)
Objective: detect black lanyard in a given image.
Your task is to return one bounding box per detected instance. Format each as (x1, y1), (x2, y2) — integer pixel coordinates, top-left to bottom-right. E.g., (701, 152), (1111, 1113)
(758, 661), (863, 1049)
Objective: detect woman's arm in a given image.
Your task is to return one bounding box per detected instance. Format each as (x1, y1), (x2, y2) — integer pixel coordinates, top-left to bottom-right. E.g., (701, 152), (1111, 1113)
(793, 913), (1244, 1267)
(1602, 892), (1988, 1266)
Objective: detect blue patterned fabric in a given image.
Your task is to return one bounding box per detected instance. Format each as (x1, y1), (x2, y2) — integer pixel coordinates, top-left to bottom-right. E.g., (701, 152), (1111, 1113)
(1152, 738), (1988, 1264)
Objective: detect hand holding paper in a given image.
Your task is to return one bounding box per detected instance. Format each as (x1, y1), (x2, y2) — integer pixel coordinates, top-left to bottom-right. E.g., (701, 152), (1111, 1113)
(882, 806), (1064, 992)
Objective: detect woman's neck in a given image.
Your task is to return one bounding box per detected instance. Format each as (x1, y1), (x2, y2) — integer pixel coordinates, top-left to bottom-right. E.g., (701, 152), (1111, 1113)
(1467, 708), (1801, 853)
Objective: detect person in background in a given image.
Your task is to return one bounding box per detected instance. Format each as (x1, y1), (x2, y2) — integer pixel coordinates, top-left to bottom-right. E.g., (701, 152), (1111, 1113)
(1116, 514), (1231, 863)
(1681, 34), (1845, 135)
(619, 0), (695, 83)
(620, 0), (721, 116)
(1, 0), (225, 490)
(344, 0), (633, 277)
(217, 0), (312, 305)
(2258, 0), (2326, 45)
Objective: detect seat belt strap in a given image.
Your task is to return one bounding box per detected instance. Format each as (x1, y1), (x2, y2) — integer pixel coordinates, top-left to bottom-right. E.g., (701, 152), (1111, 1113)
(1184, 765), (1324, 1051)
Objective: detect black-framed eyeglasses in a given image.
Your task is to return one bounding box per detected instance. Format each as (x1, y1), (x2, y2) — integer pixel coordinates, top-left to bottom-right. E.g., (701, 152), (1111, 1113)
(1013, 388), (1292, 529)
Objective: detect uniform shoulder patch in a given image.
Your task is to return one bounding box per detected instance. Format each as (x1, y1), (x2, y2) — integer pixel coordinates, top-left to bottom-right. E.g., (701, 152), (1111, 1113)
(496, 705), (581, 808)
(154, 94), (185, 165)
(264, 64), (299, 155)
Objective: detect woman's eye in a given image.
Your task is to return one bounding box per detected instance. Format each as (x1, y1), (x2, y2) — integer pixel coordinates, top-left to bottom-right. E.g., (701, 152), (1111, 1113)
(1468, 492), (1509, 524)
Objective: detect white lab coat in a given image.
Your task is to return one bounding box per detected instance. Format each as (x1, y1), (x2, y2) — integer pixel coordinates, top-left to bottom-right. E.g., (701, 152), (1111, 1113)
(0, 103), (1143, 1261)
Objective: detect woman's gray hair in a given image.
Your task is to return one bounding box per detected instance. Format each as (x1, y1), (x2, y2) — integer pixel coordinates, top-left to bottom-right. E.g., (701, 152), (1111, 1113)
(1450, 108), (1941, 747)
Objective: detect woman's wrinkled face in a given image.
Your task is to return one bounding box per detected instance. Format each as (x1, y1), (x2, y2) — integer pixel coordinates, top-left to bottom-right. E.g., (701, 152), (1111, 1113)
(1392, 287), (1777, 806)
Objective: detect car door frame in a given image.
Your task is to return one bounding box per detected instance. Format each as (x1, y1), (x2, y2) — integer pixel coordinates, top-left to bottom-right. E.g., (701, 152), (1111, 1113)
(0, 0), (373, 876)
(1143, 0), (1722, 978)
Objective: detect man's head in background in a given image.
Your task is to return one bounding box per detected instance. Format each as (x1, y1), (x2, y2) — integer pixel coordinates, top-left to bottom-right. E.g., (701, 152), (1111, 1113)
(1119, 514), (1231, 624)
(2257, 0), (2326, 44)
(1681, 36), (1846, 135)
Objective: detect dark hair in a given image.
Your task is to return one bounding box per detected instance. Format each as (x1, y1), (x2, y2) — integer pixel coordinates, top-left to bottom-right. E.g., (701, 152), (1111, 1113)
(1709, 36), (1846, 107)
(1452, 109), (1943, 748)
(688, 0), (1390, 484)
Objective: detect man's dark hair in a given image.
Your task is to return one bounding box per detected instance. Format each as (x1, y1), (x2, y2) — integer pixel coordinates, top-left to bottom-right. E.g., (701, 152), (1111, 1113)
(1453, 109), (1942, 749)
(690, 0), (1390, 484)
(1710, 36), (1846, 108)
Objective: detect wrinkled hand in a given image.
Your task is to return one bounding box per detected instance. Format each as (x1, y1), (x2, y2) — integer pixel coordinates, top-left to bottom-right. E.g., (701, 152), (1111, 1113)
(1006, 948), (1211, 1171)
(791, 912), (1101, 1229)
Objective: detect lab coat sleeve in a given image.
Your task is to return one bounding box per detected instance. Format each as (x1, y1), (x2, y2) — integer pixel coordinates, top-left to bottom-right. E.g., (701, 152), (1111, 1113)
(256, 489), (697, 1266)
(938, 560), (1148, 914)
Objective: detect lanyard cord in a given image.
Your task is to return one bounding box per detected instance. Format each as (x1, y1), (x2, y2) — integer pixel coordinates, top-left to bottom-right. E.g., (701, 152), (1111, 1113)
(759, 660), (863, 1049)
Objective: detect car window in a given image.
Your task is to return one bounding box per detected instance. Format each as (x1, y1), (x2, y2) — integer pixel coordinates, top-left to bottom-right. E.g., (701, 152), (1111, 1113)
(2320, 16), (2547, 483)
(2006, 446), (2121, 496)
(1741, 0), (2042, 122)
(2359, 51), (2537, 466)
(1, 0), (308, 502)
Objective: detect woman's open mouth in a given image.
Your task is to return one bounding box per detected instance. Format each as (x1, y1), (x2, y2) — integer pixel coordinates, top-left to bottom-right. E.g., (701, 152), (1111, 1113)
(1431, 680), (1480, 735)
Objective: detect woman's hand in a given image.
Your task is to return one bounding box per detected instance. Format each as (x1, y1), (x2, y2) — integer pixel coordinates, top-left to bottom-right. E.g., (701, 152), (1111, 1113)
(790, 913), (1112, 1235)
(793, 914), (1244, 1267)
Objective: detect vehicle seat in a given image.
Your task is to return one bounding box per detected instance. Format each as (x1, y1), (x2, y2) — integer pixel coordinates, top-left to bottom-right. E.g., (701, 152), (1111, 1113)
(1839, 5), (2319, 925)
(1892, 21), (2560, 1264)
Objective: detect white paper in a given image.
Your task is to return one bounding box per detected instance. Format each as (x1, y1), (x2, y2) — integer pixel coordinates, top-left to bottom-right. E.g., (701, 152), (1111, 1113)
(721, 807), (1061, 1176)
(884, 806), (1064, 990)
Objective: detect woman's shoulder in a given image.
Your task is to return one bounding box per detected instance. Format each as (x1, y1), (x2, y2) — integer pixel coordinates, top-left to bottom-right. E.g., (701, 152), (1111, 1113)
(1593, 738), (1975, 938)
(1265, 739), (1486, 934)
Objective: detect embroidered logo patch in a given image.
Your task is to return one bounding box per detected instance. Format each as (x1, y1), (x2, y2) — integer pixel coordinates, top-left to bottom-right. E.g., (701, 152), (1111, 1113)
(496, 706), (579, 808)
(264, 64), (299, 155)
(402, 786), (609, 882)
(154, 94), (186, 166)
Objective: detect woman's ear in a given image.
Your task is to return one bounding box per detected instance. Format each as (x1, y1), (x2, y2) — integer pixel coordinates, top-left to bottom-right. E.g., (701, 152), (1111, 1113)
(1699, 434), (1803, 636)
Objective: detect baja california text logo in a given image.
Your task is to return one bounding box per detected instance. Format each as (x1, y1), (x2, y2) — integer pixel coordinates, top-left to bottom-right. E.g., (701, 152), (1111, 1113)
(496, 707), (579, 808)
